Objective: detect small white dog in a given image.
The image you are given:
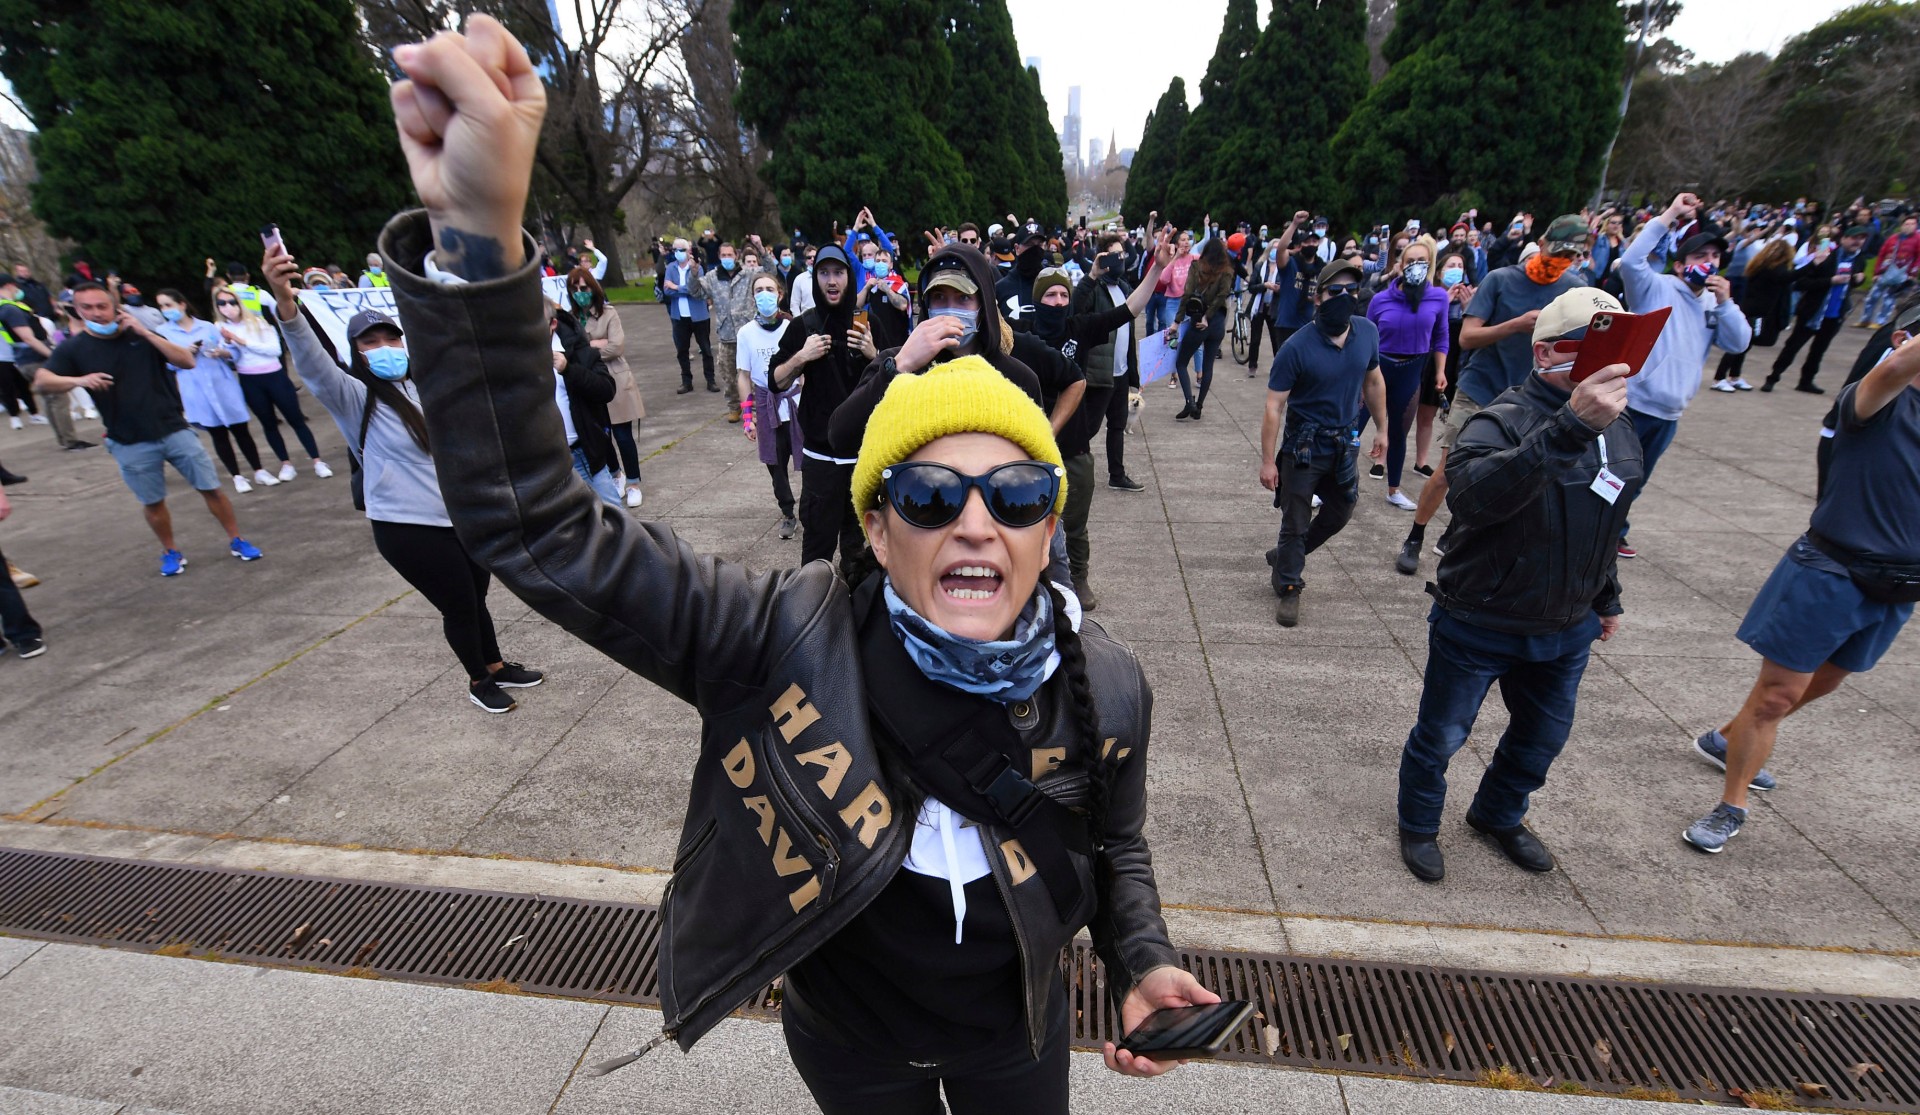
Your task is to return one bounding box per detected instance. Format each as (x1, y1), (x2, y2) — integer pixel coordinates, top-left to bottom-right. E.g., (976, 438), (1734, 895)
(1126, 390), (1144, 433)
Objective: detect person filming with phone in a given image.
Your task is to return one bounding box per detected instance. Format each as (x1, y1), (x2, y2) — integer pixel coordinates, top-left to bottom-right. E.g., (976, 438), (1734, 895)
(1395, 288), (1647, 884)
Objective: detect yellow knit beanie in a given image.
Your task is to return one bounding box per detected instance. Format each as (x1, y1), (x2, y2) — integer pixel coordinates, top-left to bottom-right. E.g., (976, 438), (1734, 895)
(850, 355), (1066, 530)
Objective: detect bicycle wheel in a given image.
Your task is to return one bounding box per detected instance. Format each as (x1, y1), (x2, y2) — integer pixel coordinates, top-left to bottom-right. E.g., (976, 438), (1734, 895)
(1231, 296), (1250, 363)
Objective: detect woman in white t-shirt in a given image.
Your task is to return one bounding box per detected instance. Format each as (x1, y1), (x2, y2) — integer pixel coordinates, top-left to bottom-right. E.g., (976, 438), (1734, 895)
(735, 271), (802, 540)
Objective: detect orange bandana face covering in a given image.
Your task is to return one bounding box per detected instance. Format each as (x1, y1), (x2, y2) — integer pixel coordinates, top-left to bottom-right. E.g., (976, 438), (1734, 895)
(1526, 253), (1575, 285)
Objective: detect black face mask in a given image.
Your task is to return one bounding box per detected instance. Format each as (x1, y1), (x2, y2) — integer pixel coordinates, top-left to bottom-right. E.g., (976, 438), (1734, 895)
(1316, 293), (1355, 335)
(1032, 303), (1068, 342)
(1015, 246), (1045, 279)
(1100, 251), (1125, 276)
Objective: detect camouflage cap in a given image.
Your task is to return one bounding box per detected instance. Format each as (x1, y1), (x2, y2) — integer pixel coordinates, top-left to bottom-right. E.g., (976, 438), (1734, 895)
(1543, 214), (1592, 254)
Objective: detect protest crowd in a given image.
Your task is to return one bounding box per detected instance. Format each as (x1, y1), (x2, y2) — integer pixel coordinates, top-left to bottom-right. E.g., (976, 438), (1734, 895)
(0, 15), (1916, 1114)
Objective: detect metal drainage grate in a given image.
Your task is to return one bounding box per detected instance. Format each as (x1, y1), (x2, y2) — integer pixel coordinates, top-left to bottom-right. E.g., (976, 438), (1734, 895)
(3, 846), (1916, 1110)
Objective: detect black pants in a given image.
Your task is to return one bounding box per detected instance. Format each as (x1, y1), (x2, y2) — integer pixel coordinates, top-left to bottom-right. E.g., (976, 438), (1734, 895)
(1272, 443), (1359, 593)
(672, 317), (715, 387)
(766, 429), (796, 515)
(1715, 349), (1748, 381)
(1174, 308), (1226, 407)
(239, 369), (320, 462)
(783, 982), (1070, 1115)
(799, 455), (862, 571)
(0, 541), (41, 648)
(1771, 316), (1841, 386)
(609, 421), (642, 481)
(0, 362), (37, 417)
(1248, 318), (1290, 371)
(1076, 382), (1132, 481)
(205, 424), (263, 477)
(369, 519), (501, 681)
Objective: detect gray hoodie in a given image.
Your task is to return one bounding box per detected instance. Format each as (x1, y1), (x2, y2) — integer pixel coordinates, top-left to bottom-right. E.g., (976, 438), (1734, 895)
(281, 310), (451, 527)
(1621, 215), (1753, 422)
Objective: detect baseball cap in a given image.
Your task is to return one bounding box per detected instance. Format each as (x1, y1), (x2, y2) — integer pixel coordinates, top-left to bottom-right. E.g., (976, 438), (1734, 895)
(921, 253), (979, 298)
(1676, 228), (1729, 258)
(1318, 257), (1364, 288)
(1844, 225), (1870, 238)
(1895, 302), (1920, 333)
(346, 308), (402, 342)
(1533, 287), (1624, 345)
(1542, 214), (1591, 254)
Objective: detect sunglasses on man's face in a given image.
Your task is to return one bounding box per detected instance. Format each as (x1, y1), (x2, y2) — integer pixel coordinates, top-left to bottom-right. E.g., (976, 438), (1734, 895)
(881, 461), (1060, 530)
(1320, 282), (1361, 297)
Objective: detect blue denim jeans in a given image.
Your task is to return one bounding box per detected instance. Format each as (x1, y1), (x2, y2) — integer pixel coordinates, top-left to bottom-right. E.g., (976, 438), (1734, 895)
(1144, 292), (1174, 335)
(1620, 407), (1677, 541)
(1397, 607), (1598, 835)
(571, 446), (624, 507)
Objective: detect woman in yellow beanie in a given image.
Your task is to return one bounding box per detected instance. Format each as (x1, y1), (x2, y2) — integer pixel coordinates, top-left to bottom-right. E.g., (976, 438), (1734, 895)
(379, 19), (1213, 1114)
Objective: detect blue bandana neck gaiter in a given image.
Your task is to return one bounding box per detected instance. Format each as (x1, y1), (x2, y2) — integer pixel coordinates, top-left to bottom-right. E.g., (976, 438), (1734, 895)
(882, 578), (1057, 703)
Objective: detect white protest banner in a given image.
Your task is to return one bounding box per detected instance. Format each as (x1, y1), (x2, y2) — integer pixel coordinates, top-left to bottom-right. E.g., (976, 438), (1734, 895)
(1135, 327), (1176, 385)
(296, 276), (570, 359)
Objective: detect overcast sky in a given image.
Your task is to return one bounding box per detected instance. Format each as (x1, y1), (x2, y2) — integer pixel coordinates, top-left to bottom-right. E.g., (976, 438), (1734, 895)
(1008, 0), (1861, 158)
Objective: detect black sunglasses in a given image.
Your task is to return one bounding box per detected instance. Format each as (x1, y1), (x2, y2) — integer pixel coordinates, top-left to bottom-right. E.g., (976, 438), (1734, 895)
(881, 461), (1061, 530)
(215, 299), (239, 307)
(1320, 282), (1361, 296)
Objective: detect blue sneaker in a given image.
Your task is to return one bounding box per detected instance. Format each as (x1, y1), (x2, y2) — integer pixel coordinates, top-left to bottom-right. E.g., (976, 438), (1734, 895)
(160, 549), (187, 577)
(1684, 802), (1748, 853)
(1692, 730), (1777, 792)
(229, 538), (264, 562)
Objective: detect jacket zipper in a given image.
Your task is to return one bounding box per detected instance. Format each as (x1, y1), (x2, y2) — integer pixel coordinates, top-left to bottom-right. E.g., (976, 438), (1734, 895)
(761, 743), (841, 901)
(985, 831), (1041, 1060)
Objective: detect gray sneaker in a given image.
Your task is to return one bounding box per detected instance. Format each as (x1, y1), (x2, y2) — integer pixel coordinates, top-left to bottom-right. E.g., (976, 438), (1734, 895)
(1692, 730), (1777, 792)
(1683, 802), (1747, 853)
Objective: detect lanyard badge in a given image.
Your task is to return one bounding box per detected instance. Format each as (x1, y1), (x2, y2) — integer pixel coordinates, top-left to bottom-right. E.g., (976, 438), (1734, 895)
(1590, 433), (1625, 505)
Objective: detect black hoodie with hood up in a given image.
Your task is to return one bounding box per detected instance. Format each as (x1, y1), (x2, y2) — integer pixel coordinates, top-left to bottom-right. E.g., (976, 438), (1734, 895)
(772, 244), (866, 449)
(828, 245), (1044, 459)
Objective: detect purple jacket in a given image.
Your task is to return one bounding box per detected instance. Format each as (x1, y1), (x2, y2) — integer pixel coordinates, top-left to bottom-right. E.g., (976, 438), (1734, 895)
(1366, 281), (1450, 357)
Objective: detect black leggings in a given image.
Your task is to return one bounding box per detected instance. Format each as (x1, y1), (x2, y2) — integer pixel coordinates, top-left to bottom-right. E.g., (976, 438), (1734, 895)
(1358, 354), (1425, 486)
(783, 984), (1070, 1115)
(204, 424), (263, 477)
(1174, 308), (1226, 406)
(608, 421), (642, 481)
(239, 369), (320, 462)
(1247, 317), (1289, 370)
(369, 519), (501, 682)
(0, 362), (37, 417)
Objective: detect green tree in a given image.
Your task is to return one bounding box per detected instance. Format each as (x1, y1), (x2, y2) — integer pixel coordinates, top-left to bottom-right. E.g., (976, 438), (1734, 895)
(734, 0), (972, 242)
(1210, 0), (1369, 225)
(1332, 0), (1625, 226)
(1121, 78), (1188, 227)
(937, 0), (1034, 224)
(1166, 0), (1259, 225)
(0, 0), (412, 296)
(1766, 0), (1920, 203)
(1016, 63), (1068, 226)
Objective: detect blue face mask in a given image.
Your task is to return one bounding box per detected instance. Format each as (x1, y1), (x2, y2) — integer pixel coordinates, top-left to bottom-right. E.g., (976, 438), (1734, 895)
(161, 308), (184, 323)
(929, 307), (979, 346)
(364, 346), (409, 381)
(84, 318), (120, 337)
(754, 290), (779, 318)
(780, 255), (793, 268)
(720, 257), (736, 271)
(1441, 267), (1466, 287)
(674, 250), (688, 263)
(871, 261), (891, 279)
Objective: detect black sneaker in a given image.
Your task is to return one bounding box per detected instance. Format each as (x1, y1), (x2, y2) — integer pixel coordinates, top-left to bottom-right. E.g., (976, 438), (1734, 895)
(0, 469), (25, 486)
(1413, 463), (1435, 477)
(1368, 463), (1386, 479)
(490, 662), (544, 688)
(1274, 588), (1300, 627)
(14, 636), (46, 659)
(778, 514), (797, 540)
(63, 440), (97, 452)
(676, 383), (694, 395)
(468, 679), (518, 714)
(1394, 539), (1421, 576)
(1108, 474), (1145, 492)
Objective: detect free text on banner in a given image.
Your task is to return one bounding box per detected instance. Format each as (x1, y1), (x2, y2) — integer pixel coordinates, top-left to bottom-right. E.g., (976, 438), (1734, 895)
(297, 277), (570, 358)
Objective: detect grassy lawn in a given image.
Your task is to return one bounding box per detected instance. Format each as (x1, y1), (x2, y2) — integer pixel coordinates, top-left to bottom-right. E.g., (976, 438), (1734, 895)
(604, 277), (656, 303)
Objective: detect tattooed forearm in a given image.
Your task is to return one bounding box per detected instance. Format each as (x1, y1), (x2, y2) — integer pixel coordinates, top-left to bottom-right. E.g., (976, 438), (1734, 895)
(434, 226), (510, 281)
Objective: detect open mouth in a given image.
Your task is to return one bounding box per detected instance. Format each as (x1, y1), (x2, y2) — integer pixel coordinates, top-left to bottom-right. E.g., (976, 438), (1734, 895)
(938, 563), (1003, 602)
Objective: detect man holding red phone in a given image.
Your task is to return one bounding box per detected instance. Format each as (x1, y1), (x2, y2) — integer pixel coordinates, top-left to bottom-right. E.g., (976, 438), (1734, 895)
(1396, 288), (1643, 883)
(1614, 191), (1752, 559)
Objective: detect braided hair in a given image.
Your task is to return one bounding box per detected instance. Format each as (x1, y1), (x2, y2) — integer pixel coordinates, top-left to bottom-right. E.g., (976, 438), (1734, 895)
(1047, 583), (1113, 853)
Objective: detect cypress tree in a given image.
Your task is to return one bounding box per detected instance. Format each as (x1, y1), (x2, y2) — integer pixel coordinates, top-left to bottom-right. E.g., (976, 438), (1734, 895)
(0, 0), (412, 296)
(1210, 0), (1369, 225)
(1331, 0), (1626, 224)
(735, 0), (972, 241)
(1121, 78), (1189, 227)
(937, 0), (1035, 224)
(1016, 63), (1069, 227)
(1166, 0), (1260, 226)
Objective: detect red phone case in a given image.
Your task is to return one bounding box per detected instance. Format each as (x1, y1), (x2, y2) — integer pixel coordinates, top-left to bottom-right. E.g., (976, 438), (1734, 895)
(1569, 307), (1672, 383)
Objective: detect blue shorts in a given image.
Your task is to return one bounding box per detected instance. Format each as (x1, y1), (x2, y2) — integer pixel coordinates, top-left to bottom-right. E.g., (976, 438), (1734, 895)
(1737, 548), (1913, 674)
(105, 428), (222, 506)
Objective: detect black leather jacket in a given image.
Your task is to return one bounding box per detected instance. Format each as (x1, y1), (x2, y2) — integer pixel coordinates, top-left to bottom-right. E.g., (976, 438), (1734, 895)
(1432, 375), (1642, 634)
(378, 211), (1178, 1056)
(551, 307), (616, 476)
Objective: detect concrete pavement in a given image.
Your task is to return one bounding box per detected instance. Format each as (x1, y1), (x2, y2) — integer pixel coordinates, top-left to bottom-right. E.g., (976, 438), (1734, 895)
(0, 302), (1907, 1110)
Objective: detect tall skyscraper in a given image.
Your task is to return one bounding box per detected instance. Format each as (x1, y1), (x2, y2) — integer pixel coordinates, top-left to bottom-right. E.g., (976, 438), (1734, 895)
(1089, 136), (1105, 169)
(1063, 85), (1083, 175)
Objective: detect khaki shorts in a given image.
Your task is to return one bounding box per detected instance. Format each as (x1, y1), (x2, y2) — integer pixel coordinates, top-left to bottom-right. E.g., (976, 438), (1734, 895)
(1436, 392), (1485, 452)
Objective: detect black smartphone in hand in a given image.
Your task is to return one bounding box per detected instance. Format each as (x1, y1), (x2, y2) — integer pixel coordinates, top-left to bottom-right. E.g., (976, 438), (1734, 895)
(1117, 1001), (1254, 1061)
